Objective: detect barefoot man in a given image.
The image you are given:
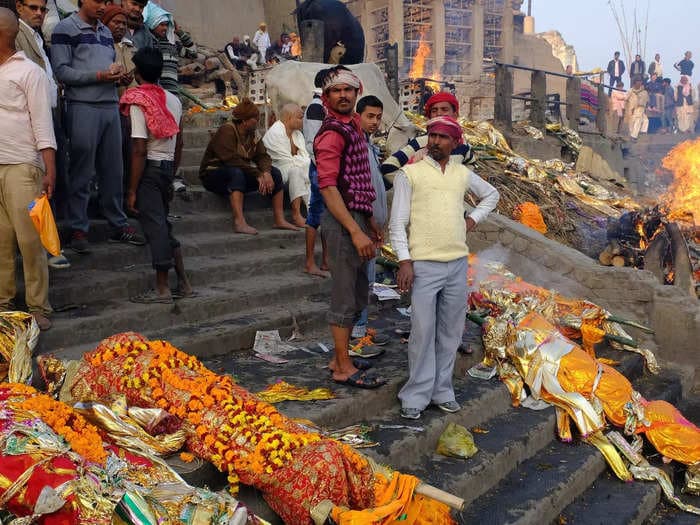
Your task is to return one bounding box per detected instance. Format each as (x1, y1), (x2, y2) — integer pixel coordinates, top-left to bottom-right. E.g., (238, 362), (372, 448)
(199, 98), (299, 234)
(315, 66), (386, 389)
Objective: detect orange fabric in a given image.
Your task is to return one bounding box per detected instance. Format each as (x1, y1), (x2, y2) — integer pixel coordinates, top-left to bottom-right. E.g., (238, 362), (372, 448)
(640, 400), (700, 465)
(580, 322), (605, 356)
(512, 201), (547, 234)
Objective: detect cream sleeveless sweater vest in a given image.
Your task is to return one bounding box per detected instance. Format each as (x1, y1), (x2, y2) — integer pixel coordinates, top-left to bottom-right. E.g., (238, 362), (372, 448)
(403, 159), (471, 262)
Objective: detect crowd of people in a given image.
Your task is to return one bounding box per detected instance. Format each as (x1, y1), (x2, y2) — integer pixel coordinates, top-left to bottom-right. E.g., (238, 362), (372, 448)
(0, 0), (204, 330)
(223, 22), (301, 72)
(605, 50), (699, 138)
(1, 0), (500, 419)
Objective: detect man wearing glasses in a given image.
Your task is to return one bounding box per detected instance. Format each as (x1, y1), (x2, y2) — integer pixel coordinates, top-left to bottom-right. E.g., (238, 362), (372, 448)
(15, 0), (56, 109)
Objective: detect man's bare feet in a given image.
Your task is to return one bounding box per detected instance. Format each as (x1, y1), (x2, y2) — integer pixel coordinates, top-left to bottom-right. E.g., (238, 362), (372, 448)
(292, 214), (307, 228)
(304, 263), (329, 278)
(328, 359), (358, 382)
(320, 262), (330, 272)
(234, 222), (258, 235)
(273, 220), (301, 231)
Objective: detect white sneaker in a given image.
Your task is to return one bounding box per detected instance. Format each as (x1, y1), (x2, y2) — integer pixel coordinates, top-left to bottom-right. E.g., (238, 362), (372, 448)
(48, 252), (71, 269)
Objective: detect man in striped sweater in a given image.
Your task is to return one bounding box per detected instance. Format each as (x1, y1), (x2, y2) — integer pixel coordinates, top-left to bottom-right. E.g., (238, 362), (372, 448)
(380, 92), (475, 177)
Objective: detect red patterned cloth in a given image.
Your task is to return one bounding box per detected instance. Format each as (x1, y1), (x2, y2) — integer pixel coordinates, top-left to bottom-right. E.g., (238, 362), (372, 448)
(119, 84), (179, 139)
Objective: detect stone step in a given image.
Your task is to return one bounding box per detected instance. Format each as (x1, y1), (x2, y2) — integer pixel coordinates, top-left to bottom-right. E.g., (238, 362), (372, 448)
(182, 128), (215, 148)
(359, 347), (644, 509)
(182, 111), (230, 129)
(49, 226), (305, 272)
(567, 393), (700, 525)
(458, 370), (685, 525)
(43, 246), (311, 307)
(38, 269), (331, 355)
(181, 146), (206, 168)
(559, 472), (661, 525)
(48, 296), (330, 363)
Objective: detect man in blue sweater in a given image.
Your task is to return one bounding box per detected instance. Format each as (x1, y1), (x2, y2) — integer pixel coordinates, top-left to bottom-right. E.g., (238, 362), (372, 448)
(51, 0), (144, 253)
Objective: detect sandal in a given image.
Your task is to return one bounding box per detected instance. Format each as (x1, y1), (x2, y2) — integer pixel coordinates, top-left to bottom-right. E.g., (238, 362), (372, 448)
(171, 288), (198, 300)
(130, 289), (174, 304)
(333, 370), (386, 389)
(328, 358), (373, 374)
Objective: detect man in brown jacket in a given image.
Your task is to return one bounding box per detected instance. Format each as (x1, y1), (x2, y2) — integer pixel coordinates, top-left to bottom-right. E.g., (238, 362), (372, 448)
(199, 98), (299, 235)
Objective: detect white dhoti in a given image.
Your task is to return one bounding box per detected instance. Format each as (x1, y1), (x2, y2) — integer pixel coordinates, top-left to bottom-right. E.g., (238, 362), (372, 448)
(677, 101), (694, 132)
(629, 107), (648, 138)
(262, 121), (311, 206)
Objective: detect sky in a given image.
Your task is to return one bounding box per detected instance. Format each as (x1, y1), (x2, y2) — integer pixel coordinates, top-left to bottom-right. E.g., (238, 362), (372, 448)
(533, 0), (700, 82)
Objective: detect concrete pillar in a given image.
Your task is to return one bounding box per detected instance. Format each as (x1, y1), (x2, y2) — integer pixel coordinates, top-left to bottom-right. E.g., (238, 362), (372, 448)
(596, 83), (608, 134)
(471, 0), (485, 78)
(432, 0), (445, 79)
(501, 3), (514, 64)
(523, 15), (535, 34)
(530, 70), (546, 128)
(300, 19), (324, 63)
(388, 0), (404, 69)
(495, 64), (513, 130)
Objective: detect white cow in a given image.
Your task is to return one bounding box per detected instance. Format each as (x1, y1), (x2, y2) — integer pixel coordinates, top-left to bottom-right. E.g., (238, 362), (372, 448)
(264, 61), (417, 155)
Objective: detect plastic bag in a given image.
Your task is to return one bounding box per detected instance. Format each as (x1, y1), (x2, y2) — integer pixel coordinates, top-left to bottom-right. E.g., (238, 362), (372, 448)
(436, 423), (478, 459)
(28, 194), (61, 256)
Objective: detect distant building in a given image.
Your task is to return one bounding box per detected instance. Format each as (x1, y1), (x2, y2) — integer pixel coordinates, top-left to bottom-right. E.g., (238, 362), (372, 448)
(343, 0), (521, 80)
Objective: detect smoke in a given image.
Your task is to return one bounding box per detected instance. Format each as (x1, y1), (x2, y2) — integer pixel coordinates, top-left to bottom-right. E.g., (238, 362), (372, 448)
(469, 244), (512, 294)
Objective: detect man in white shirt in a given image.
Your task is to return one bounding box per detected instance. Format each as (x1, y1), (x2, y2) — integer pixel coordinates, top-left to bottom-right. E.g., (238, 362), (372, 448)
(0, 7), (57, 329)
(122, 46), (192, 304)
(389, 116), (499, 419)
(262, 103), (311, 227)
(252, 22), (269, 65)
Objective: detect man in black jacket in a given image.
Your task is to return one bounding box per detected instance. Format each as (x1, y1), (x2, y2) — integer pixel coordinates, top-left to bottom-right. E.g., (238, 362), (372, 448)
(607, 51), (625, 95)
(630, 55), (646, 83)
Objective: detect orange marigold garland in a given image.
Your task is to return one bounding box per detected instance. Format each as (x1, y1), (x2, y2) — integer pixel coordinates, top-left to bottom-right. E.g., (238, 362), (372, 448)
(1, 384), (107, 464)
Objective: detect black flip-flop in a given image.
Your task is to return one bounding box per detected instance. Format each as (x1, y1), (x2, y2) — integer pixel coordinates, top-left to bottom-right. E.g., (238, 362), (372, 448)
(328, 358), (374, 374)
(333, 370), (387, 389)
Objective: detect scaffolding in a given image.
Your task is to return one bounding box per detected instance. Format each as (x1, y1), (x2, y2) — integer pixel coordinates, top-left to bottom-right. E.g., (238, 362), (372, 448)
(403, 0), (434, 77)
(369, 6), (389, 71)
(483, 0), (505, 61)
(443, 0), (474, 77)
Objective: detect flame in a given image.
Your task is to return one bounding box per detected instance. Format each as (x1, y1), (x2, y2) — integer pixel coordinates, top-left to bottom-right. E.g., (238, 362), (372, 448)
(661, 138), (700, 227)
(635, 221), (648, 250)
(408, 31), (432, 79)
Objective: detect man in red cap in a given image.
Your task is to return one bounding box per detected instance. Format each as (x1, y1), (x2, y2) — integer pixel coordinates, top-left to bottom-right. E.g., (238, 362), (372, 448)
(381, 91), (475, 177)
(389, 115), (499, 420)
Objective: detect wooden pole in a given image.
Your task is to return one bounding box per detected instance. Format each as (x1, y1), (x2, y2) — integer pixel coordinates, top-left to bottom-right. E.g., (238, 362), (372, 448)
(530, 69), (546, 129)
(385, 43), (400, 103)
(566, 76), (580, 131)
(495, 64), (513, 130)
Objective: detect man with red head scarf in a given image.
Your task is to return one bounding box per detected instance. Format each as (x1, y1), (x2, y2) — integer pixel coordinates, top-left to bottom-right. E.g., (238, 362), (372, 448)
(389, 115), (499, 420)
(381, 91), (475, 176)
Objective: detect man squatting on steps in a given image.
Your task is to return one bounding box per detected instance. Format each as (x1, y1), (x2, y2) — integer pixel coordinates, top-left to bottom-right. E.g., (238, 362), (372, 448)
(314, 66), (386, 389)
(121, 46), (193, 304)
(390, 115), (499, 420)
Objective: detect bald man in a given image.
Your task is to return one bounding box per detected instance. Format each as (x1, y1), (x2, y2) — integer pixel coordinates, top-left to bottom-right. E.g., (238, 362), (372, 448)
(0, 7), (57, 329)
(262, 103), (311, 227)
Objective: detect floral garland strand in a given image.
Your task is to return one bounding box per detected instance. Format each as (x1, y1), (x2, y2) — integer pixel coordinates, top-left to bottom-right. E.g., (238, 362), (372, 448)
(1, 384), (107, 464)
(88, 339), (322, 495)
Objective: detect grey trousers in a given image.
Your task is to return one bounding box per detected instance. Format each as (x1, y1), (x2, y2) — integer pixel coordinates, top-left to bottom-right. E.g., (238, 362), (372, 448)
(398, 257), (468, 410)
(66, 102), (127, 233)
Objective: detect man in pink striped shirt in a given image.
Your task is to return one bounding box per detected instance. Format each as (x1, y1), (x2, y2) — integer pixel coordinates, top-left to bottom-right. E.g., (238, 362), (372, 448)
(0, 7), (56, 330)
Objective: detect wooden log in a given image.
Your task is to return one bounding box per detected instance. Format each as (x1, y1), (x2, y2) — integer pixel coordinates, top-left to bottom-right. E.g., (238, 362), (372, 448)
(599, 246), (613, 266)
(530, 70), (546, 129)
(494, 64), (513, 131)
(416, 483), (464, 511)
(611, 255), (626, 267)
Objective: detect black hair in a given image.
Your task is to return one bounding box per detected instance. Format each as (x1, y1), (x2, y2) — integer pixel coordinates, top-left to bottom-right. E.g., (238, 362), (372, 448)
(313, 68), (328, 88)
(663, 77), (672, 84)
(323, 65), (357, 93)
(614, 51), (620, 56)
(132, 47), (164, 83)
(356, 95), (383, 114)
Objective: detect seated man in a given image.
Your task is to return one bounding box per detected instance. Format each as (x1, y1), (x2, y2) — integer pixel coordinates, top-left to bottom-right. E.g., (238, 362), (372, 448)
(381, 92), (475, 177)
(262, 103), (311, 228)
(122, 47), (192, 304)
(199, 98), (299, 235)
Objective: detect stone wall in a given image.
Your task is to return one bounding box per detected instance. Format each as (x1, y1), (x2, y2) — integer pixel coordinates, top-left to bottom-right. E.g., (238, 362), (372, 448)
(470, 212), (700, 388)
(167, 0), (266, 49)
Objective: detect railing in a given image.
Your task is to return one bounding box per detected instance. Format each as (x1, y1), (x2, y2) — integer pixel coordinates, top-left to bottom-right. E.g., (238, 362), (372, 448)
(494, 63), (617, 134)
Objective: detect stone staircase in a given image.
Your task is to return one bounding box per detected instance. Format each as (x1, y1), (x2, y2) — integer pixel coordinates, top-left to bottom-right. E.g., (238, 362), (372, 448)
(15, 111), (700, 524)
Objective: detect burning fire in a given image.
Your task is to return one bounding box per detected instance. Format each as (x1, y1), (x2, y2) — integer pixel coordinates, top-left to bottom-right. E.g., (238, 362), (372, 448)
(661, 139), (700, 227)
(408, 31), (432, 79)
